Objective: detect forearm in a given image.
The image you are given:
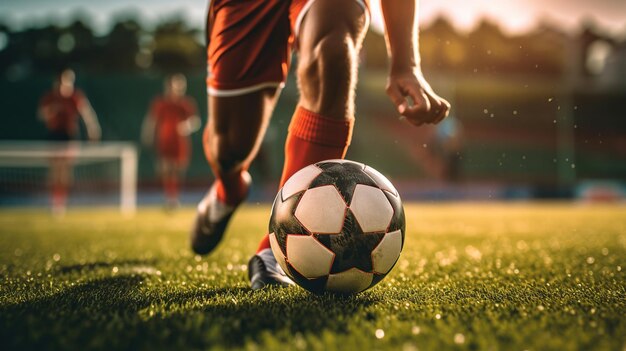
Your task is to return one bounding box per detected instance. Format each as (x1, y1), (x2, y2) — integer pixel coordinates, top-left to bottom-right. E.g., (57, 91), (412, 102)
(381, 0), (420, 73)
(79, 104), (101, 140)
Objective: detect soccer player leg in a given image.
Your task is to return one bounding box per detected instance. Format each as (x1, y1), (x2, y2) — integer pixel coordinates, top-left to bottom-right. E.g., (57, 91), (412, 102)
(50, 156), (71, 216)
(254, 0), (368, 252)
(161, 158), (179, 209)
(192, 0), (288, 256)
(192, 90), (280, 255)
(280, 0), (368, 184)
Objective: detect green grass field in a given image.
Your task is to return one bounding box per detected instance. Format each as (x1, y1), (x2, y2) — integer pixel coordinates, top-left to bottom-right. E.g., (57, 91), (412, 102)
(0, 203), (625, 350)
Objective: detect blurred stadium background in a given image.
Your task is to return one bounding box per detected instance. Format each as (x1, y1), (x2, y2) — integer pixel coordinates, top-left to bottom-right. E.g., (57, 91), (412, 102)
(1, 0), (625, 208)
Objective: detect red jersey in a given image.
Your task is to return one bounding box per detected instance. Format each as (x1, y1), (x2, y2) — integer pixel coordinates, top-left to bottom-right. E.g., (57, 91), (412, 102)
(150, 96), (197, 144)
(150, 96), (198, 163)
(38, 89), (86, 136)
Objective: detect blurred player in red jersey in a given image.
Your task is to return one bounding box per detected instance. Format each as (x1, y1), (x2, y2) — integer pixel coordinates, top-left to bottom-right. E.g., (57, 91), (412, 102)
(142, 74), (200, 209)
(38, 68), (101, 216)
(191, 0), (451, 289)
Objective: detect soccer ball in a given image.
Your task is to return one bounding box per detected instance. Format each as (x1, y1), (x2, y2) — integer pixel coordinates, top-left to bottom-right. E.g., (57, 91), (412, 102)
(268, 159), (405, 294)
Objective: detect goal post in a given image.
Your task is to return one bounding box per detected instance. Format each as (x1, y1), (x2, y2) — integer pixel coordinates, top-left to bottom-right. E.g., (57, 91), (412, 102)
(0, 141), (138, 214)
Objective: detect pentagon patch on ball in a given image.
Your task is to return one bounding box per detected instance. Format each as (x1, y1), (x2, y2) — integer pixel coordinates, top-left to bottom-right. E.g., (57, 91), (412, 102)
(269, 159), (405, 294)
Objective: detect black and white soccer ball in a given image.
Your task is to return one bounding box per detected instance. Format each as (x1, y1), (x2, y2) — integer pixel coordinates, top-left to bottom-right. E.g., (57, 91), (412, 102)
(268, 159), (405, 294)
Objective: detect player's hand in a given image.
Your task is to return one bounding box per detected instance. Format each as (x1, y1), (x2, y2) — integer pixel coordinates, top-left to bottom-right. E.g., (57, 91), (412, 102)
(386, 68), (450, 127)
(177, 116), (201, 136)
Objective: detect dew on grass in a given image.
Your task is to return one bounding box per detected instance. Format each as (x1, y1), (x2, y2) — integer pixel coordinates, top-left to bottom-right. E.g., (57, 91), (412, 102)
(435, 313), (441, 320)
(375, 329), (385, 339)
(516, 240), (528, 251)
(294, 334), (306, 350)
(454, 333), (465, 344)
(465, 246), (482, 260)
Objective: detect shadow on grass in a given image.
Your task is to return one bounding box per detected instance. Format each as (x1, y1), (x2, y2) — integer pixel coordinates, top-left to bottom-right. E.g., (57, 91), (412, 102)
(0, 273), (380, 350)
(57, 259), (158, 273)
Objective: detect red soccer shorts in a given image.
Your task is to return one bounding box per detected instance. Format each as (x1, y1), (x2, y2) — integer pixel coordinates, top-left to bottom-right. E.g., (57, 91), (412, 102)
(206, 0), (369, 97)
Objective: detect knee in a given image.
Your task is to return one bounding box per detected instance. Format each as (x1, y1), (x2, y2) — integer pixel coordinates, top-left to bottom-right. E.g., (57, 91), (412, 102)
(213, 142), (253, 174)
(204, 128), (252, 174)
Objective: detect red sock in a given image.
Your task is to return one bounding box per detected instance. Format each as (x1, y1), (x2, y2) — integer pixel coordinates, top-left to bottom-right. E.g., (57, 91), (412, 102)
(52, 184), (68, 208)
(256, 234), (271, 253)
(215, 171), (248, 206)
(257, 106), (355, 252)
(164, 176), (178, 201)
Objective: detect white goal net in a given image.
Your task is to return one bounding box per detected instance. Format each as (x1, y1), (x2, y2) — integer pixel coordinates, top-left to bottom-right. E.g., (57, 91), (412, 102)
(0, 141), (138, 214)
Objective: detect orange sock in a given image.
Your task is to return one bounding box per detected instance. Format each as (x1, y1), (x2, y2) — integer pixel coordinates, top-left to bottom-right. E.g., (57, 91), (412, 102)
(257, 106), (354, 253)
(52, 184), (68, 208)
(164, 176), (178, 201)
(215, 171), (248, 206)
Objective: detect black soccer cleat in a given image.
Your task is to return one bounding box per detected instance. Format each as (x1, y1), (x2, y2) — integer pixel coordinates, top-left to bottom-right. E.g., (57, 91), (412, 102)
(190, 173), (251, 255)
(248, 254), (294, 290)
